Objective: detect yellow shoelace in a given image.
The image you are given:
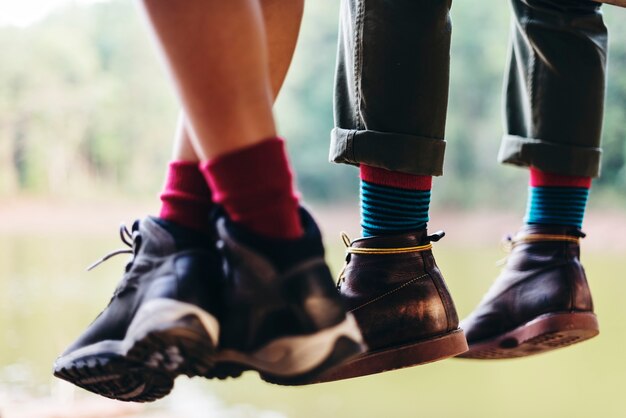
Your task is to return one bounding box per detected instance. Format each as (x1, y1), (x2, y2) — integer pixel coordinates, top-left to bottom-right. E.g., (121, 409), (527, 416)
(512, 233), (580, 245)
(497, 233), (581, 265)
(336, 232), (434, 288)
(503, 233), (580, 252)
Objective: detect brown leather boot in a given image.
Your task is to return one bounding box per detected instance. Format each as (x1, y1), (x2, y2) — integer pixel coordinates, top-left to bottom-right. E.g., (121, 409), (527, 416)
(314, 230), (468, 382)
(459, 225), (599, 359)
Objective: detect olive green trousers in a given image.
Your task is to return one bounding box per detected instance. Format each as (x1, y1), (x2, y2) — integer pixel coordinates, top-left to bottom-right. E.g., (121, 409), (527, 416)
(330, 0), (609, 177)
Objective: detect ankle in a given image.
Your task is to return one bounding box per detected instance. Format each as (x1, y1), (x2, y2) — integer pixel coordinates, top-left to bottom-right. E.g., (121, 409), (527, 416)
(200, 137), (303, 240)
(359, 165), (432, 237)
(218, 207), (322, 273)
(525, 167), (591, 229)
(159, 161), (213, 232)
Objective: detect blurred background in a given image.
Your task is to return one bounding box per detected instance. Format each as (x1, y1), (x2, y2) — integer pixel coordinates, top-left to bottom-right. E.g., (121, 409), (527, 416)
(0, 0), (625, 417)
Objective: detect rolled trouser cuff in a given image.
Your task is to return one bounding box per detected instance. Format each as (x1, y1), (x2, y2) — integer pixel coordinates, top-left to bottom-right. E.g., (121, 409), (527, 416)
(498, 134), (602, 178)
(330, 127), (446, 176)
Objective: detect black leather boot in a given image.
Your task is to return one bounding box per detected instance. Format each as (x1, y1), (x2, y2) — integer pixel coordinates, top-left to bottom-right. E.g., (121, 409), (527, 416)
(54, 218), (221, 402)
(209, 208), (366, 385)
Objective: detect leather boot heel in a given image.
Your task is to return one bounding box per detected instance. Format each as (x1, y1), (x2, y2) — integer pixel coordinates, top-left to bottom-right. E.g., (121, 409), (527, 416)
(460, 311), (599, 359)
(319, 329), (467, 382)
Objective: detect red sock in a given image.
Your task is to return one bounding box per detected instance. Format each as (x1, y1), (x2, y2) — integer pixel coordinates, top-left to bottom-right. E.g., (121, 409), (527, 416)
(529, 167), (592, 188)
(360, 165), (432, 190)
(199, 137), (303, 239)
(159, 161), (214, 232)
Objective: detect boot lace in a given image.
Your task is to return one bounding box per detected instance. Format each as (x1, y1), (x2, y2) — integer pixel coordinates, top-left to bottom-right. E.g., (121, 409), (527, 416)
(496, 231), (585, 266)
(86, 223), (142, 272)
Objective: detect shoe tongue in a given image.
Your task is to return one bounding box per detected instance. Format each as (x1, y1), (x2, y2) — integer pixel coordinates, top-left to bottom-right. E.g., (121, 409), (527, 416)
(137, 217), (178, 256)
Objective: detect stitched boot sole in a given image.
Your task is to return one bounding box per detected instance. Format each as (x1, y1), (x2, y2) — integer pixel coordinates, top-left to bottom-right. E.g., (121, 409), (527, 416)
(311, 328), (468, 383)
(458, 311), (599, 360)
(53, 299), (219, 402)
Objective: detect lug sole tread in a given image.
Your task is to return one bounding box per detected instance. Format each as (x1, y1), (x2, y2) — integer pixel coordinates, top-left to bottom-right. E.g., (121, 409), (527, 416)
(54, 315), (216, 402)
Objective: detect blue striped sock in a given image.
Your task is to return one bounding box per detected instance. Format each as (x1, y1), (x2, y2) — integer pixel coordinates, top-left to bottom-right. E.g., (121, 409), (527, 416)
(360, 180), (431, 237)
(524, 186), (590, 229)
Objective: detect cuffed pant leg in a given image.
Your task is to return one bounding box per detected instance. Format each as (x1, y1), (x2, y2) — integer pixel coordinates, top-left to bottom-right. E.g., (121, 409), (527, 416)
(499, 0), (608, 177)
(330, 0), (452, 176)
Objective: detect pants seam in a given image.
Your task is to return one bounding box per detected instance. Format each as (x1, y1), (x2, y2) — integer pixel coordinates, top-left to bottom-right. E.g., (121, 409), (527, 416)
(527, 7), (537, 137)
(354, 0), (365, 131)
(348, 130), (356, 162)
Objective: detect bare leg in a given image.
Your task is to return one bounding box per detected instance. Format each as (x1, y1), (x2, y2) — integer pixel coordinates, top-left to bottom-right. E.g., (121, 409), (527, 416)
(139, 0), (298, 160)
(141, 1), (364, 386)
(170, 0), (304, 162)
(262, 0), (304, 96)
(171, 118), (199, 161)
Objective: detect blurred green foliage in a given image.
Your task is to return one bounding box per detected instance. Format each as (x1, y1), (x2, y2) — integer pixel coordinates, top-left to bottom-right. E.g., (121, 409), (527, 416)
(0, 1), (624, 208)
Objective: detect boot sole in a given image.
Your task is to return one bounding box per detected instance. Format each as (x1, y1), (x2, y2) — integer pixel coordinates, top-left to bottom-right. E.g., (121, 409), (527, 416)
(53, 352), (173, 403)
(206, 314), (366, 385)
(458, 311), (599, 360)
(53, 299), (219, 402)
(125, 299), (219, 378)
(310, 328), (468, 383)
